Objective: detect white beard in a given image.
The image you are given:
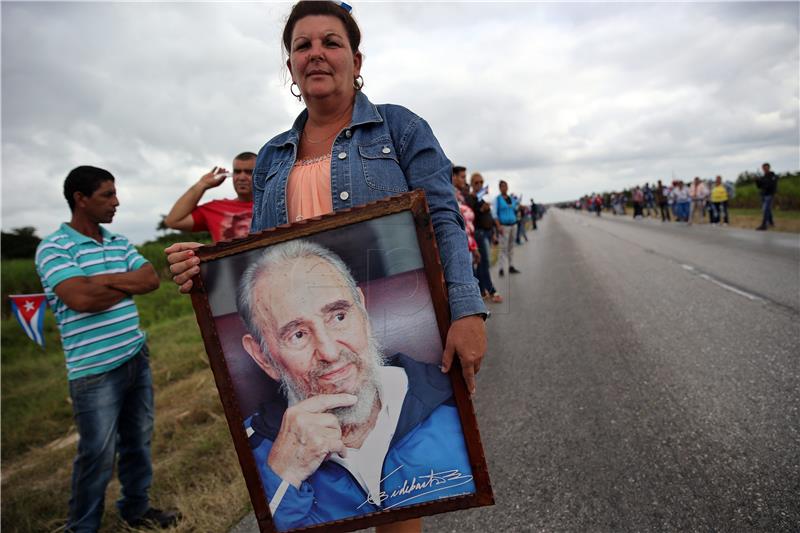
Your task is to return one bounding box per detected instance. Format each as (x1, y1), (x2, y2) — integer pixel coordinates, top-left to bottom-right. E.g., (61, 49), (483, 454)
(277, 335), (385, 428)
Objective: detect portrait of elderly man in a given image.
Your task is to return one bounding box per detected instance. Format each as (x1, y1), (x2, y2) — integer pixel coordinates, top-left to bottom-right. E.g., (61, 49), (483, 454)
(236, 240), (475, 531)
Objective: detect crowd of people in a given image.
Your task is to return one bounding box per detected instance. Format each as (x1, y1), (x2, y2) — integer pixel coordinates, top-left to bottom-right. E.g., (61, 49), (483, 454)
(576, 163), (781, 231)
(451, 166), (543, 305)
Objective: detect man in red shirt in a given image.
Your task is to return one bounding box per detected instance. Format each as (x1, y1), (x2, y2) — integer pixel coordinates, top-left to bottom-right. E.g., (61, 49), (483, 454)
(165, 152), (255, 243)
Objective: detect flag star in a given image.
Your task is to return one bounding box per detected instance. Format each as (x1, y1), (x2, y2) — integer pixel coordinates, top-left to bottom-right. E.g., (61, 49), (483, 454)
(24, 301), (35, 312)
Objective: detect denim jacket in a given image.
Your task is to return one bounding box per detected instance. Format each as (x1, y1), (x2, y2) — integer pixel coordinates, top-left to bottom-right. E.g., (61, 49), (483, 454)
(251, 92), (485, 320)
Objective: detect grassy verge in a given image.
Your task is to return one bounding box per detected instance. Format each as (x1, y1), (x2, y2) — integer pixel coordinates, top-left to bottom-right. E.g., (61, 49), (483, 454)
(1, 282), (252, 532)
(729, 173), (800, 210)
(1, 233), (210, 316)
(595, 207), (800, 233)
(720, 208), (800, 233)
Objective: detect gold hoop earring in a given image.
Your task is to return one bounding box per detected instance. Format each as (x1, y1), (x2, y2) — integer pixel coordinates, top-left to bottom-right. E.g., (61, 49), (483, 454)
(354, 75), (364, 91)
(290, 82), (302, 101)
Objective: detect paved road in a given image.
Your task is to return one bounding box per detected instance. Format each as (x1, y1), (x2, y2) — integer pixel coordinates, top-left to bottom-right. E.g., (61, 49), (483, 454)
(234, 210), (799, 532)
(430, 210), (799, 532)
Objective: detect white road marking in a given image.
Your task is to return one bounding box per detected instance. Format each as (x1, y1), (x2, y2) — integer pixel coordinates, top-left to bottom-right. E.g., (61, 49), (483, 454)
(681, 264), (764, 302)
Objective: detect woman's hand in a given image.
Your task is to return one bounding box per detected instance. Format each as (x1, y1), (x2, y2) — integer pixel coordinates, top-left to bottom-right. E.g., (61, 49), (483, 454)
(441, 314), (487, 395)
(164, 242), (204, 293)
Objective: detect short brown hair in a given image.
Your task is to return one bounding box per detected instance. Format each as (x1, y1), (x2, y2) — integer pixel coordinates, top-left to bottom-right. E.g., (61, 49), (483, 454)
(234, 151), (257, 162)
(282, 1), (362, 55)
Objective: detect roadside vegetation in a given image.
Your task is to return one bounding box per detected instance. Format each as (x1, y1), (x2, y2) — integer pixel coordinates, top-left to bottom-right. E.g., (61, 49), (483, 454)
(731, 171), (800, 210)
(725, 207), (800, 232)
(1, 233), (251, 533)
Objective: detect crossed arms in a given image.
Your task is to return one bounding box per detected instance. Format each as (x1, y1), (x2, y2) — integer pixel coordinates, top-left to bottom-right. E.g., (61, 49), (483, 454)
(54, 264), (160, 312)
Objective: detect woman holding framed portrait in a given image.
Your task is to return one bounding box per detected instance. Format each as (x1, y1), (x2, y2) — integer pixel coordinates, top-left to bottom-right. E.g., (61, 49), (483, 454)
(166, 2), (489, 530)
(168, 0), (486, 394)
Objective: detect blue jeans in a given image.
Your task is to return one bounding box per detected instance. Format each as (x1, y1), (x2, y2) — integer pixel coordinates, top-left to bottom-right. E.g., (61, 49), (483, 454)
(761, 195), (774, 226)
(677, 201), (691, 221)
(516, 219), (528, 243)
(67, 346), (154, 532)
(474, 228), (496, 295)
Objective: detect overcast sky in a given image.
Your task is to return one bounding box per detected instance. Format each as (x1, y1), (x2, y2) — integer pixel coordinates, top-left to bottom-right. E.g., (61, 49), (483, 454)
(2, 1), (798, 243)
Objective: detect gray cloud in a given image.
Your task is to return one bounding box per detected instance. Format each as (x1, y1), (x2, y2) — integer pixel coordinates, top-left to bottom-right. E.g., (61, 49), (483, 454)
(2, 2), (797, 242)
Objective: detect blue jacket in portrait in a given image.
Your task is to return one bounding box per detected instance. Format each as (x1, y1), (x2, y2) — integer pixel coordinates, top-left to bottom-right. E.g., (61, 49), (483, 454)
(245, 354), (475, 531)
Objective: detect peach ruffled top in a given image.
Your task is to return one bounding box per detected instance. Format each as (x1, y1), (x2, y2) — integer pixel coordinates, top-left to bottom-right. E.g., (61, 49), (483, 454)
(286, 154), (334, 222)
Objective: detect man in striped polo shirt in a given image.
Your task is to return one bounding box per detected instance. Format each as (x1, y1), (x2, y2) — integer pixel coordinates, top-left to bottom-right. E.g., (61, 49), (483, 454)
(35, 166), (178, 532)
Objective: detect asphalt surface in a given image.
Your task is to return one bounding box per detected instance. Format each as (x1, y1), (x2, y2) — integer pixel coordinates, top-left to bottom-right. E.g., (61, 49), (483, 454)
(233, 210), (800, 533)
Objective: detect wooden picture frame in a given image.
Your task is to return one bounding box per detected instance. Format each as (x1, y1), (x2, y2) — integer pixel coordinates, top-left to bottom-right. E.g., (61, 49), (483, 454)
(189, 191), (493, 532)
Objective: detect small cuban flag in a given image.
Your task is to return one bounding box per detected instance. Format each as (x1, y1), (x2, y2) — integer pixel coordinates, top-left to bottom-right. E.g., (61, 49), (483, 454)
(9, 293), (48, 348)
(476, 185), (490, 201)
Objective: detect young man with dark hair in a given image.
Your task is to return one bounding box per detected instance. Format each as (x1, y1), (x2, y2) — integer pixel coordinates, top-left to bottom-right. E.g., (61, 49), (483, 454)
(756, 162), (779, 231)
(165, 151), (256, 242)
(494, 180), (520, 276)
(36, 166), (177, 532)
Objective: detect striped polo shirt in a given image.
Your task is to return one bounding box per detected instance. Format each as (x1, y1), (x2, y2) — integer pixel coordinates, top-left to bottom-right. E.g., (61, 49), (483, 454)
(35, 223), (148, 380)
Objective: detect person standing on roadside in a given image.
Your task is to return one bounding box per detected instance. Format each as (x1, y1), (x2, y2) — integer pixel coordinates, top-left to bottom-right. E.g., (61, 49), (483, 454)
(35, 166), (178, 533)
(166, 5), (489, 529)
(495, 180), (520, 276)
(688, 176), (708, 225)
(515, 200), (529, 244)
(632, 186), (644, 219)
(467, 173), (503, 303)
(594, 193), (603, 216)
(164, 0), (488, 430)
(452, 166), (479, 265)
(530, 198), (538, 230)
(655, 180), (670, 222)
(756, 162), (779, 231)
(710, 175), (729, 225)
(673, 180), (691, 222)
(164, 152), (256, 243)
(643, 182), (656, 218)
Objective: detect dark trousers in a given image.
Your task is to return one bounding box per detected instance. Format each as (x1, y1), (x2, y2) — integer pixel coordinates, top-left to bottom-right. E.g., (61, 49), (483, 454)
(516, 219), (528, 243)
(761, 195), (775, 227)
(474, 228), (497, 296)
(68, 346), (154, 532)
(711, 201), (729, 224)
(659, 202), (671, 221)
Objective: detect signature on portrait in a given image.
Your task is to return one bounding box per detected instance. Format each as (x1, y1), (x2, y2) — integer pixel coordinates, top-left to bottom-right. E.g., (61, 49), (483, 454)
(358, 466), (475, 511)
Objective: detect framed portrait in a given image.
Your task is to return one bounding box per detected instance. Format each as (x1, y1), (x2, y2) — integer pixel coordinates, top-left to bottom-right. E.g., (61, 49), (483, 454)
(189, 191), (493, 533)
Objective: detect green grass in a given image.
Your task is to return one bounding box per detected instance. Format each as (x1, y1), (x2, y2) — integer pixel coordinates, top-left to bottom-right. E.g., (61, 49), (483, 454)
(0, 270), (255, 532)
(1, 259), (43, 315)
(728, 207), (800, 219)
(0, 234), (210, 317)
(725, 207), (800, 233)
(0, 284), (201, 460)
(730, 173), (800, 210)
